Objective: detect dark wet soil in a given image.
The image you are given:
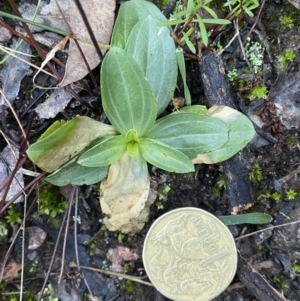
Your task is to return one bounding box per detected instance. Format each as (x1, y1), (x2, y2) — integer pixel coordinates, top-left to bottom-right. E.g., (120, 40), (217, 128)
(1, 1), (300, 301)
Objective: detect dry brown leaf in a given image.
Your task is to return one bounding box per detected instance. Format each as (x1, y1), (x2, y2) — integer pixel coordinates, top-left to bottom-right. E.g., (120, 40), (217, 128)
(60, 0), (115, 87)
(1, 260), (22, 281)
(100, 152), (154, 235)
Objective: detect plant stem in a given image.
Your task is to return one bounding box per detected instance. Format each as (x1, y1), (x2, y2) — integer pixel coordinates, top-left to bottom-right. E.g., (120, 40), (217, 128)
(0, 10), (110, 49)
(0, 10), (68, 36)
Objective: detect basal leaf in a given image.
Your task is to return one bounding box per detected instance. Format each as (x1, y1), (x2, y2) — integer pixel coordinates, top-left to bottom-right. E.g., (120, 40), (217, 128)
(101, 47), (157, 136)
(26, 116), (117, 172)
(111, 0), (166, 49)
(139, 138), (194, 173)
(46, 158), (109, 186)
(78, 135), (126, 167)
(145, 113), (228, 159)
(125, 16), (177, 116)
(193, 106), (255, 164)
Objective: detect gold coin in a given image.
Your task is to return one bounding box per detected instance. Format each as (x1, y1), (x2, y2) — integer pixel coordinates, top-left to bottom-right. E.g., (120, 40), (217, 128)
(143, 207), (237, 301)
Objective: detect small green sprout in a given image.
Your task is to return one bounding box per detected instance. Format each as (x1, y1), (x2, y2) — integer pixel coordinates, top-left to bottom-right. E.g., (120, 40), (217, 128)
(156, 201), (164, 210)
(292, 262), (300, 273)
(42, 284), (58, 301)
(158, 185), (171, 201)
(227, 68), (239, 82)
(0, 222), (8, 236)
(249, 163), (263, 183)
(279, 15), (294, 29)
(5, 205), (22, 226)
(29, 262), (38, 273)
(249, 85), (268, 100)
(276, 49), (296, 72)
(286, 189), (297, 201)
(118, 233), (126, 243)
(156, 184), (171, 209)
(271, 192), (282, 203)
(88, 241), (96, 256)
(213, 175), (226, 196)
(256, 244), (264, 252)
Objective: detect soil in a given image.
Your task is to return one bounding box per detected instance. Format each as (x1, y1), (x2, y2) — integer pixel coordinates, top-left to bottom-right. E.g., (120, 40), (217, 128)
(1, 1), (300, 301)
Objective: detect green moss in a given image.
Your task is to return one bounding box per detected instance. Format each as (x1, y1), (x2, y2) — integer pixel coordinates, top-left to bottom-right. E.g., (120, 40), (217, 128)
(249, 163), (263, 183)
(280, 15), (294, 29)
(285, 136), (297, 148)
(0, 222), (8, 236)
(38, 184), (67, 219)
(276, 49), (296, 72)
(256, 244), (264, 252)
(5, 205), (22, 226)
(124, 279), (135, 294)
(271, 192), (282, 203)
(292, 262), (300, 273)
(212, 175), (226, 196)
(273, 275), (290, 290)
(249, 85), (268, 100)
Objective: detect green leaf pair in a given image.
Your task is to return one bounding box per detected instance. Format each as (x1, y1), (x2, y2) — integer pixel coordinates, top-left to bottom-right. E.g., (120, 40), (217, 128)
(111, 0), (177, 116)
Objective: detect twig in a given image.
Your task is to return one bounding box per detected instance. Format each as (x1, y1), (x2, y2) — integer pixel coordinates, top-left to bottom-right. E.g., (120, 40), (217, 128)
(58, 186), (76, 283)
(0, 195), (37, 282)
(36, 204), (71, 301)
(0, 89), (28, 144)
(70, 263), (154, 287)
(235, 219), (300, 241)
(243, 0), (267, 44)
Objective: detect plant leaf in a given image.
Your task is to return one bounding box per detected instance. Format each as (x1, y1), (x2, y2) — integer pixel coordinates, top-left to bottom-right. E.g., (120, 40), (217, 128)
(157, 19), (187, 26)
(101, 47), (157, 136)
(139, 138), (194, 173)
(46, 158), (109, 186)
(111, 0), (166, 49)
(176, 47), (191, 105)
(169, 3), (201, 19)
(196, 15), (208, 46)
(202, 5), (218, 19)
(125, 16), (177, 116)
(145, 112), (228, 159)
(78, 135), (126, 167)
(202, 19), (231, 25)
(192, 106), (255, 164)
(219, 213), (273, 225)
(59, 0), (115, 87)
(26, 116), (117, 172)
